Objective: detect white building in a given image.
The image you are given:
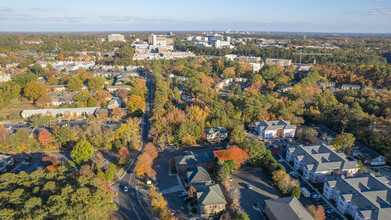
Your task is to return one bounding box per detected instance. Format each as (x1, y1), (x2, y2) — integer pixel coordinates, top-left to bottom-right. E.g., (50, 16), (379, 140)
(108, 34), (125, 42)
(107, 85), (131, 92)
(250, 62), (264, 73)
(152, 35), (167, 48)
(286, 144), (359, 183)
(21, 107), (98, 118)
(323, 173), (391, 220)
(254, 120), (296, 139)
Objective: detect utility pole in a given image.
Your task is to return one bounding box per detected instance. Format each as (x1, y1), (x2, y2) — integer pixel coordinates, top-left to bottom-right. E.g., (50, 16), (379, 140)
(292, 52), (332, 66)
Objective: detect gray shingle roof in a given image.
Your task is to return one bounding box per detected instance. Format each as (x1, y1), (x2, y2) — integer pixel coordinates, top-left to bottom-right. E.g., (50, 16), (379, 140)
(195, 184), (227, 206)
(290, 144), (358, 173)
(186, 166), (211, 184)
(174, 152), (212, 166)
(265, 197), (314, 220)
(325, 173), (391, 220)
(255, 120), (296, 131)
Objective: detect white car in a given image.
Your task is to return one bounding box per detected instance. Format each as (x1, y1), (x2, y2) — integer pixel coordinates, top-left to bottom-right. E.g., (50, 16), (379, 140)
(21, 161), (29, 165)
(247, 184), (253, 190)
(312, 194), (320, 199)
(124, 186), (128, 192)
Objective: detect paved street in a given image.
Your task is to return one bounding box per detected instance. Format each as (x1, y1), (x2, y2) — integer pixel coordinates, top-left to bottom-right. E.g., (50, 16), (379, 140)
(231, 169), (283, 220)
(113, 71), (153, 220)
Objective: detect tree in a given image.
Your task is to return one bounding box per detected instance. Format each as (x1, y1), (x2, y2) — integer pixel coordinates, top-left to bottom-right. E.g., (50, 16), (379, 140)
(223, 67), (236, 78)
(23, 81), (46, 101)
(292, 186), (301, 199)
(88, 76), (105, 91)
(234, 214), (250, 220)
(230, 124), (247, 145)
(331, 133), (356, 153)
(71, 141), (95, 165)
(53, 126), (76, 147)
(147, 185), (169, 219)
(74, 91), (94, 107)
(0, 124), (9, 146)
(129, 78), (148, 100)
(306, 205), (326, 220)
(188, 186), (196, 200)
(67, 76), (83, 91)
(95, 90), (111, 107)
(29, 115), (56, 128)
(144, 142), (158, 160)
(115, 89), (129, 104)
(127, 95), (145, 114)
(0, 170), (117, 219)
(358, 161), (367, 173)
(110, 107), (124, 120)
(35, 94), (52, 108)
(104, 163), (116, 181)
(38, 129), (54, 149)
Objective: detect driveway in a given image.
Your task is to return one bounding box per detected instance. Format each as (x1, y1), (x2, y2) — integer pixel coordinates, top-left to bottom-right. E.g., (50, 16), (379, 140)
(231, 169), (283, 220)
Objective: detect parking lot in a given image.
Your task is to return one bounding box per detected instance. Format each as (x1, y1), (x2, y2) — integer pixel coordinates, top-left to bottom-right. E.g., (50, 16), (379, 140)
(231, 169), (283, 220)
(153, 149), (191, 219)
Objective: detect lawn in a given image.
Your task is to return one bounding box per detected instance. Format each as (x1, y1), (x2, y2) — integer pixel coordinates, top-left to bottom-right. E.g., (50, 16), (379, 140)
(0, 98), (35, 121)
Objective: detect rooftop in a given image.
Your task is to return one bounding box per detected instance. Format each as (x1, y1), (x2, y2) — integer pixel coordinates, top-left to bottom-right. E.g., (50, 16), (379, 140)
(195, 184), (227, 206)
(265, 197), (314, 220)
(186, 166), (211, 184)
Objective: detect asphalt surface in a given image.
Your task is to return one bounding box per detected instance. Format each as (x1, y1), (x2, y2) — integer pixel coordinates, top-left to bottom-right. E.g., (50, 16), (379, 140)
(231, 169), (282, 220)
(113, 71), (153, 220)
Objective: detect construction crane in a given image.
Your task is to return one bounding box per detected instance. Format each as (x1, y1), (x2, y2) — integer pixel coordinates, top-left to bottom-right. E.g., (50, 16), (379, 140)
(292, 52), (332, 65)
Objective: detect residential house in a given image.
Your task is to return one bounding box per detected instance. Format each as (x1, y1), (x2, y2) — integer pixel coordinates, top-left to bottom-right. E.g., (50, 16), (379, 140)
(48, 85), (67, 92)
(21, 107), (98, 118)
(107, 85), (131, 92)
(195, 184), (227, 218)
(107, 98), (122, 109)
(205, 127), (228, 142)
(341, 84), (361, 91)
(286, 144), (359, 183)
(265, 197), (314, 220)
(0, 154), (14, 172)
(323, 173), (391, 220)
(353, 143), (387, 166)
(0, 72), (11, 82)
(49, 93), (75, 106)
(174, 152), (213, 173)
(5, 62), (20, 68)
(186, 166), (212, 186)
(254, 120), (296, 139)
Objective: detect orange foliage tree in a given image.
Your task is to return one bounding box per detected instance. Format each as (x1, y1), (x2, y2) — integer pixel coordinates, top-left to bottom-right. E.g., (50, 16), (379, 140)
(38, 129), (54, 149)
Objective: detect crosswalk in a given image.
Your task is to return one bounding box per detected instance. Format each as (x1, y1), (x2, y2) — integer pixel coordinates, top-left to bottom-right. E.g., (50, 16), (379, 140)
(160, 185), (183, 194)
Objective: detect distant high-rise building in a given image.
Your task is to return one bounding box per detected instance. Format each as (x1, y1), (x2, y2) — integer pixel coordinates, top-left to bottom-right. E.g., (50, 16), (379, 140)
(226, 29), (230, 34)
(108, 34), (125, 42)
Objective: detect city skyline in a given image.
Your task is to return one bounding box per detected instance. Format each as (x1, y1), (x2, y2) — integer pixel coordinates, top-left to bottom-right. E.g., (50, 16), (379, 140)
(1, 0), (391, 33)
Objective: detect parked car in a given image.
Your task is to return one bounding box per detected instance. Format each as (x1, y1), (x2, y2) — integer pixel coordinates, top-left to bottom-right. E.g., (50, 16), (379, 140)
(21, 161), (29, 165)
(124, 186), (128, 192)
(247, 184), (253, 190)
(278, 159), (285, 163)
(179, 192), (188, 197)
(183, 197), (191, 202)
(312, 194), (320, 199)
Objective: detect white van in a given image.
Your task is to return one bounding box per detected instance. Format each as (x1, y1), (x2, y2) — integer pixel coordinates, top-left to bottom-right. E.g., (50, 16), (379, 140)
(300, 187), (310, 198)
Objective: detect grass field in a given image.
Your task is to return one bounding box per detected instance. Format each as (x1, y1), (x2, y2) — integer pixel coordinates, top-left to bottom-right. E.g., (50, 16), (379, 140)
(0, 99), (35, 121)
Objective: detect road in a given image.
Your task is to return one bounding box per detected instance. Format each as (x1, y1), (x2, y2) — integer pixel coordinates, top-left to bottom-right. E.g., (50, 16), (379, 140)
(113, 71), (153, 220)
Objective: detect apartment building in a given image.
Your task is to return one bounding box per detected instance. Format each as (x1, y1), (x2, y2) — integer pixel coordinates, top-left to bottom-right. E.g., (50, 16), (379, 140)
(286, 144), (359, 183)
(265, 58), (292, 67)
(323, 173), (391, 220)
(108, 34), (125, 42)
(254, 120), (296, 139)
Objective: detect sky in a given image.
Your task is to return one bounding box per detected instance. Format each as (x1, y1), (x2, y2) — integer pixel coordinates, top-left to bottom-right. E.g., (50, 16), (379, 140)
(0, 0), (391, 33)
